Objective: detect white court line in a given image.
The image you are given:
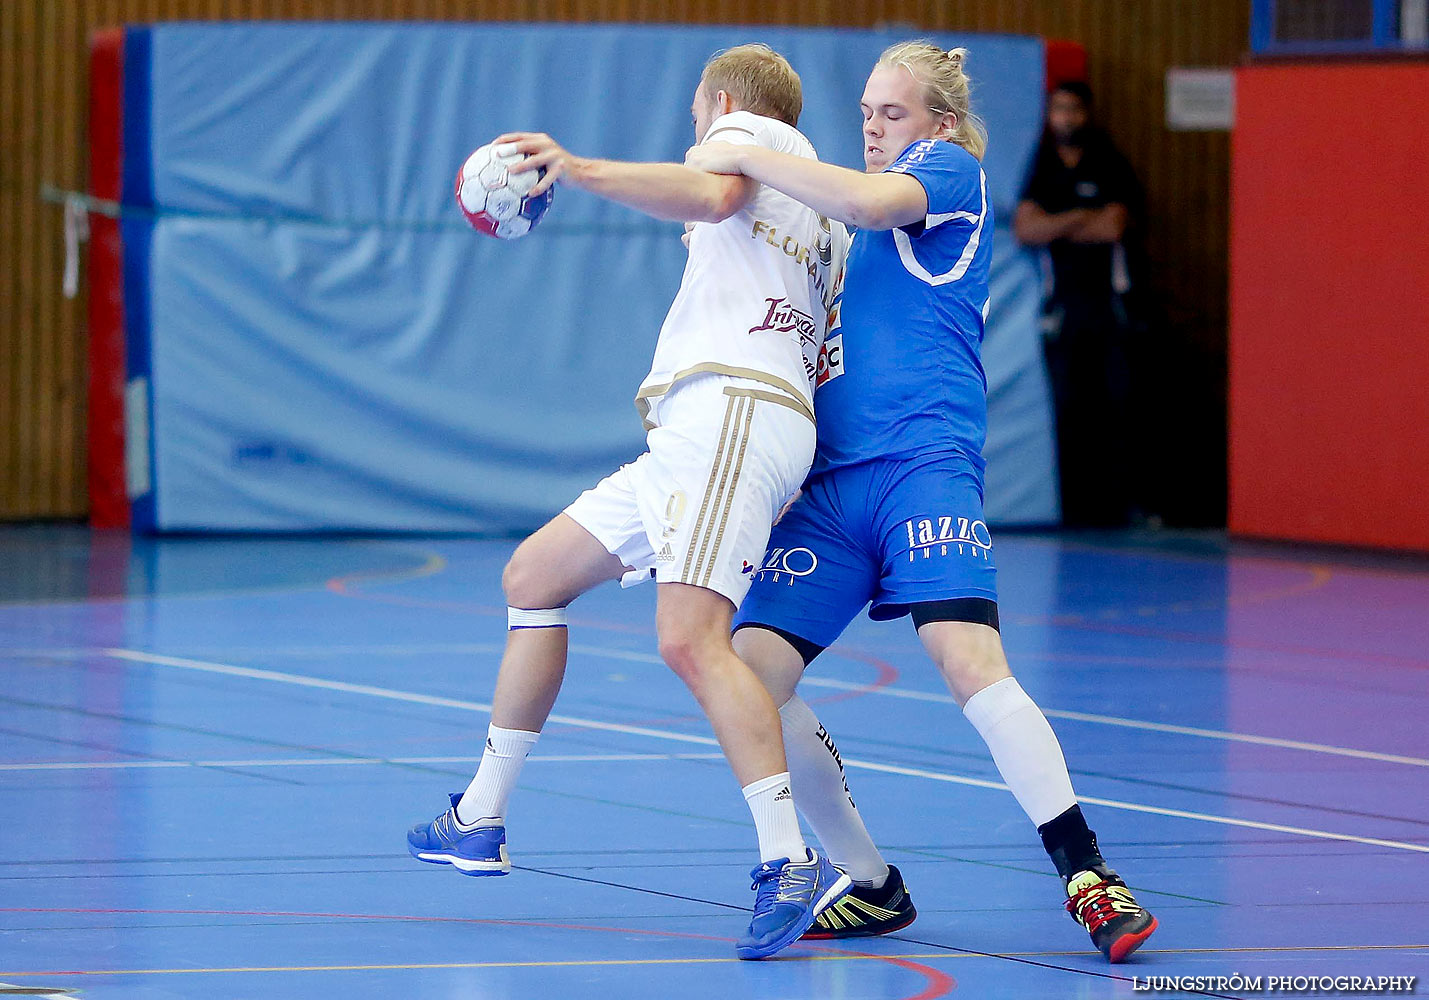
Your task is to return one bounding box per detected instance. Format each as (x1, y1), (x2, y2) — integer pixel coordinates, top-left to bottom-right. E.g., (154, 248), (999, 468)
(94, 648), (1429, 855)
(593, 646), (1427, 769)
(22, 641), (1427, 768)
(0, 753), (725, 773)
(99, 648), (721, 748)
(840, 759), (1429, 855)
(798, 677), (1429, 768)
(19, 643), (1428, 766)
(9, 642), (622, 660)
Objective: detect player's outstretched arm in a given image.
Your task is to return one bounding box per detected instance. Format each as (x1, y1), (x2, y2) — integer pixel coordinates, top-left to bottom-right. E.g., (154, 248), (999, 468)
(499, 132), (757, 224)
(686, 142), (927, 231)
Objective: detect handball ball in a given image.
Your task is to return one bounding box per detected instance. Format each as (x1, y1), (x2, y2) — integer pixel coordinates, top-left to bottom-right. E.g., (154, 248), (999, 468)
(455, 142), (554, 240)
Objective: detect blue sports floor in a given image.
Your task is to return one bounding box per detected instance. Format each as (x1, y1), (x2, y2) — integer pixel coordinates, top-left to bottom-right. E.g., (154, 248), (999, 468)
(1, 527), (1426, 999)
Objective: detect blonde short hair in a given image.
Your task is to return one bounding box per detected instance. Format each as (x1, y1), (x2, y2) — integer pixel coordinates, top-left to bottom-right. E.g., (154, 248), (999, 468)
(700, 44), (802, 127)
(877, 40), (988, 160)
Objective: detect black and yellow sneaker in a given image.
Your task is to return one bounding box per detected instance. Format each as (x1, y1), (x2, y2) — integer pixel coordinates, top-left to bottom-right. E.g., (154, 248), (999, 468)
(801, 864), (917, 939)
(1064, 865), (1158, 962)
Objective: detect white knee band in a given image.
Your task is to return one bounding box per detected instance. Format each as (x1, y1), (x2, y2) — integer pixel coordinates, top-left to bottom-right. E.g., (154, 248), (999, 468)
(507, 607), (568, 630)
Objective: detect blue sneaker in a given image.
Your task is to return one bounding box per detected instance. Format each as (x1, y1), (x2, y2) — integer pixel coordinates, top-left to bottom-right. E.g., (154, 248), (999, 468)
(736, 849), (852, 960)
(406, 793), (511, 875)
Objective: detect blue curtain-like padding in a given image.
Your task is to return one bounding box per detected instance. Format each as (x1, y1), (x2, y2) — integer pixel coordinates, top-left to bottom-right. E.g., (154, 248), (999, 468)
(133, 23), (1055, 531)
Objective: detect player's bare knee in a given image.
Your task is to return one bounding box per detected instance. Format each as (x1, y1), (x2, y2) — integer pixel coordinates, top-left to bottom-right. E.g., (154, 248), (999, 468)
(502, 549), (558, 609)
(499, 555), (528, 605)
(657, 623), (727, 686)
(938, 654), (1008, 702)
(656, 630), (702, 678)
(922, 625), (1011, 704)
(733, 628), (803, 704)
(748, 658), (799, 707)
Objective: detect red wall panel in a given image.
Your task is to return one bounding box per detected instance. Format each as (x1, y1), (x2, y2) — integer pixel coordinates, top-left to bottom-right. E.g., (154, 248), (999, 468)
(1229, 61), (1429, 552)
(88, 27), (129, 530)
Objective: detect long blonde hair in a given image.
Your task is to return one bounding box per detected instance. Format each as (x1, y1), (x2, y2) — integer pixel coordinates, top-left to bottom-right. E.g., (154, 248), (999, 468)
(877, 41), (988, 161)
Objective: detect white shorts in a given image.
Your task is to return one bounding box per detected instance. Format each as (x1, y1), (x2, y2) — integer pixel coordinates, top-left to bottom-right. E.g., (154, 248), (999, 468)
(565, 374), (815, 607)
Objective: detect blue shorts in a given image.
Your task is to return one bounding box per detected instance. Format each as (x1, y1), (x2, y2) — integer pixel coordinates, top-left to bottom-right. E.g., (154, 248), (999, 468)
(734, 452), (998, 649)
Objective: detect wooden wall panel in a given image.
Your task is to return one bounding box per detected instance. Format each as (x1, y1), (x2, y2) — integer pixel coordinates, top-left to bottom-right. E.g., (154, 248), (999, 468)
(0, 0), (1247, 521)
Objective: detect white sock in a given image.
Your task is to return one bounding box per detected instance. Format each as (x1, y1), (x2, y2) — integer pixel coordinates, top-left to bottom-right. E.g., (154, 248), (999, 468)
(779, 696), (889, 887)
(455, 725), (540, 829)
(741, 771), (808, 864)
(962, 677), (1077, 827)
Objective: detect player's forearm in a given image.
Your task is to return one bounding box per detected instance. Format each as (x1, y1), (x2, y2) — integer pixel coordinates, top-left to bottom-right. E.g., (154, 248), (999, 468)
(566, 157), (737, 223)
(734, 147), (918, 230)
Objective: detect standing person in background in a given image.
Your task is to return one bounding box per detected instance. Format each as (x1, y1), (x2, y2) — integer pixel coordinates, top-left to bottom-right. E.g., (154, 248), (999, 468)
(1015, 81), (1146, 528)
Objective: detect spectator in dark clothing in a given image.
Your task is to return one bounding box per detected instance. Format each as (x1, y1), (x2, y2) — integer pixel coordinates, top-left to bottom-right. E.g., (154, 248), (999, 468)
(1015, 81), (1146, 528)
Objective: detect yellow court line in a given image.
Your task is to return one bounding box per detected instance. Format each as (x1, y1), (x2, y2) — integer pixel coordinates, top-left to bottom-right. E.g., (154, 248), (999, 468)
(328, 547), (448, 590)
(1225, 565), (1334, 609)
(5, 944), (1426, 977)
(0, 956), (919, 977)
(0, 543), (450, 610)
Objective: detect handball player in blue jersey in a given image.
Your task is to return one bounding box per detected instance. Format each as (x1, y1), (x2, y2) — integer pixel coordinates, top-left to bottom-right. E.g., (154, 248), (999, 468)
(686, 41), (1157, 962)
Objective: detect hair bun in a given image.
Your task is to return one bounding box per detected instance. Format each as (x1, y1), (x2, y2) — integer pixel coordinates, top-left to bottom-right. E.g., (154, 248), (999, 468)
(946, 47), (966, 70)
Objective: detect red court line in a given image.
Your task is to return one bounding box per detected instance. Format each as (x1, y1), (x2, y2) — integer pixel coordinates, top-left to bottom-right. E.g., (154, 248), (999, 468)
(1, 906), (953, 997)
(815, 646), (903, 705)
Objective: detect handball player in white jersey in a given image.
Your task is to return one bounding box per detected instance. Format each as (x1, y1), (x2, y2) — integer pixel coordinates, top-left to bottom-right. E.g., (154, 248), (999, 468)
(405, 44), (851, 960)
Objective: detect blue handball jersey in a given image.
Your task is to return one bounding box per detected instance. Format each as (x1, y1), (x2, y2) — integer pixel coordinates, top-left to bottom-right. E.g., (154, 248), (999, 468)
(812, 138), (993, 476)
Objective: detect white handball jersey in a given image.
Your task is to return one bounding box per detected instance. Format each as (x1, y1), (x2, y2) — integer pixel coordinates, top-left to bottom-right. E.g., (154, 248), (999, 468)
(636, 111), (849, 429)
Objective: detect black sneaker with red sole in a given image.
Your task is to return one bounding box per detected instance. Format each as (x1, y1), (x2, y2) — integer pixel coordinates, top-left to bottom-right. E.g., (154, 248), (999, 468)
(801, 864), (917, 939)
(1065, 864), (1158, 962)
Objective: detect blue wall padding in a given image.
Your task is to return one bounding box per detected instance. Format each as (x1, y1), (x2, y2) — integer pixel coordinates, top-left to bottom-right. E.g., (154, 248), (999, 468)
(121, 26), (158, 531)
(130, 22), (1056, 531)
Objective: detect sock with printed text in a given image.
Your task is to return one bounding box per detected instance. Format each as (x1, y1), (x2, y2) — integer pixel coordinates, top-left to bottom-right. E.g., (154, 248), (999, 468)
(779, 695), (890, 887)
(742, 771), (809, 864)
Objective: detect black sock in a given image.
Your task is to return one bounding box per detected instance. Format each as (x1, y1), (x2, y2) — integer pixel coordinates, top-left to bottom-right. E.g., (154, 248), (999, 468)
(1038, 804), (1104, 880)
(856, 866), (904, 906)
